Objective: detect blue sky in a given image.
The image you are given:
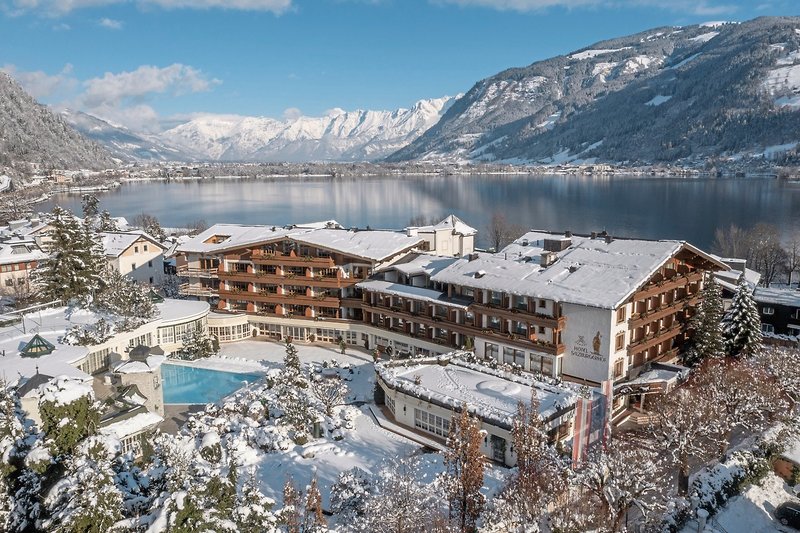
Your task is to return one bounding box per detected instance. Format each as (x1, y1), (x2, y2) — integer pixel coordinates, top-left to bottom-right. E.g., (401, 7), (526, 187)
(0, 0), (795, 131)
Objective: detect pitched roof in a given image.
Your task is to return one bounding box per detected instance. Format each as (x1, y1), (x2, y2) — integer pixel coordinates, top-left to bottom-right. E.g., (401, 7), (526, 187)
(431, 231), (725, 309)
(0, 239), (47, 266)
(292, 229), (423, 262)
(753, 286), (800, 308)
(409, 214), (478, 236)
(100, 231), (165, 257)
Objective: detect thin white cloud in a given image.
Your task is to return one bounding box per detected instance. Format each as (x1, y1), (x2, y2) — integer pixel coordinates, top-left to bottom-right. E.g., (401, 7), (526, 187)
(5, 0), (292, 15)
(433, 0), (738, 15)
(282, 107), (303, 120)
(2, 63), (220, 133)
(0, 63), (77, 99)
(98, 17), (122, 28)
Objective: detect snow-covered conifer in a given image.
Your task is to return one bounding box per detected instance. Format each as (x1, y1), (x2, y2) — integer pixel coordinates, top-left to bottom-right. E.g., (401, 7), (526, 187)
(722, 279), (763, 357)
(177, 326), (218, 360)
(685, 277), (725, 366)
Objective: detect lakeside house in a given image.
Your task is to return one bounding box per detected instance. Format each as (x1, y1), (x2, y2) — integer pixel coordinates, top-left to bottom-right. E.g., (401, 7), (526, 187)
(173, 218), (728, 423)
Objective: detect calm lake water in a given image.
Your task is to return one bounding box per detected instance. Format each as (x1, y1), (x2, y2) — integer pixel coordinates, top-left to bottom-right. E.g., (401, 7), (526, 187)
(44, 175), (800, 250)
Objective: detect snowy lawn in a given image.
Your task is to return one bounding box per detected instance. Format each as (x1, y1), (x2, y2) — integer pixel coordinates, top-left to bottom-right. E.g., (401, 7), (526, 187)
(681, 472), (800, 533)
(171, 339), (512, 514)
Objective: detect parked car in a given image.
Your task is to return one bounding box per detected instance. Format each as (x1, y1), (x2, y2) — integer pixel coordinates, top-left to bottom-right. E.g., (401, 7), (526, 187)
(776, 502), (800, 529)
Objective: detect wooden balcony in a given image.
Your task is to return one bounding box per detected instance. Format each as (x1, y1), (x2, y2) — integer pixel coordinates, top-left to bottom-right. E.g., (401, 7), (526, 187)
(218, 289), (341, 308)
(628, 293), (700, 329)
(177, 266), (219, 279)
(218, 269), (360, 289)
(627, 322), (685, 355)
(634, 271), (703, 301)
(250, 250), (336, 268)
(179, 283), (217, 297)
(471, 302), (565, 329)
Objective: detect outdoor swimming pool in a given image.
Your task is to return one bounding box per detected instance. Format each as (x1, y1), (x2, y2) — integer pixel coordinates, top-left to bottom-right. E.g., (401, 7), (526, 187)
(161, 364), (263, 404)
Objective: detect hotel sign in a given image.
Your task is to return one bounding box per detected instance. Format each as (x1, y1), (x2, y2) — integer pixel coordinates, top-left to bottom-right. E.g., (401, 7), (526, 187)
(571, 332), (606, 362)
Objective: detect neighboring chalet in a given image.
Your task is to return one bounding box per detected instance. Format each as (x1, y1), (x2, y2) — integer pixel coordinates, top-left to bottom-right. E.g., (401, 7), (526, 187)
(753, 286), (800, 337)
(100, 231), (166, 285)
(0, 239), (47, 298)
(405, 214), (477, 256)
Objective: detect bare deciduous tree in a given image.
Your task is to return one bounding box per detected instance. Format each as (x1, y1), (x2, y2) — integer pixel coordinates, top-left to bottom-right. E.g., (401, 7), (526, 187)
(486, 212), (526, 252)
(309, 375), (348, 417)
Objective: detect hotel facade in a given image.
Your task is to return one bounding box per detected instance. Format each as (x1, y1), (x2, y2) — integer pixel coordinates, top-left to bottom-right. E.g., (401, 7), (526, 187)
(174, 218), (726, 419)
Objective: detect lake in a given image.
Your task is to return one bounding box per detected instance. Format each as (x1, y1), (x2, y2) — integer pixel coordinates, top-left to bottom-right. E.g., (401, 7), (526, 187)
(43, 174), (800, 250)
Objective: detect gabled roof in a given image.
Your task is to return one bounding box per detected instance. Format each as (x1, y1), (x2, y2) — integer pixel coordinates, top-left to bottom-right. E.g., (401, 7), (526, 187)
(409, 214), (478, 236)
(16, 373), (54, 398)
(0, 239), (47, 266)
(100, 231), (165, 258)
(431, 231), (726, 309)
(377, 253), (460, 277)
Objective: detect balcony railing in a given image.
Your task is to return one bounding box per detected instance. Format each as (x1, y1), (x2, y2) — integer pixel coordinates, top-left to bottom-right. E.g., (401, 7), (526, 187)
(177, 266), (219, 278)
(179, 283), (218, 297)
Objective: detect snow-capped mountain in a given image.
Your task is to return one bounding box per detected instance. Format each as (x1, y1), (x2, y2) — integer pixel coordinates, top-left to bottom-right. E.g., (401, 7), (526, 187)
(0, 73), (114, 171)
(61, 110), (199, 163)
(388, 17), (800, 166)
(159, 96), (459, 162)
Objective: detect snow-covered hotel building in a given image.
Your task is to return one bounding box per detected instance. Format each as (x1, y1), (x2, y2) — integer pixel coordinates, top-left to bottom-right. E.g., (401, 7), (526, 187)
(174, 220), (726, 417)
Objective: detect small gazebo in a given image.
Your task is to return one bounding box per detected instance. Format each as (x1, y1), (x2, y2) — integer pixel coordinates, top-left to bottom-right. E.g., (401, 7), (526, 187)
(20, 334), (55, 358)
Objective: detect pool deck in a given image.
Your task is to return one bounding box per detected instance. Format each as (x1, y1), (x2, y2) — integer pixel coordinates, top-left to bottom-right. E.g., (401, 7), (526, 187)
(161, 404), (205, 435)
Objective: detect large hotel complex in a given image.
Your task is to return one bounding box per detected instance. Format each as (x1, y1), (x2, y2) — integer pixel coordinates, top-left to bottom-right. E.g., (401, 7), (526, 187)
(175, 215), (727, 419)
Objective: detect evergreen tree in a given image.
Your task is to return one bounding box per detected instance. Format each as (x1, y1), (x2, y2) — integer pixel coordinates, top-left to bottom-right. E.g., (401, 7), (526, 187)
(95, 268), (157, 331)
(722, 279), (763, 357)
(34, 207), (105, 305)
(235, 473), (277, 533)
(685, 277), (725, 366)
(284, 339), (301, 376)
(0, 384), (25, 532)
(279, 477), (301, 533)
(80, 194), (99, 221)
(97, 210), (119, 232)
(302, 475), (326, 532)
(38, 383), (99, 457)
(42, 437), (123, 533)
(177, 327), (218, 360)
(443, 405), (486, 532)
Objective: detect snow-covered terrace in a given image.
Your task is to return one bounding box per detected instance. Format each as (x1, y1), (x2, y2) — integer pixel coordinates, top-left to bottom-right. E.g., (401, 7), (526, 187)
(357, 279), (471, 309)
(376, 354), (578, 430)
(431, 231), (725, 309)
(377, 253), (459, 277)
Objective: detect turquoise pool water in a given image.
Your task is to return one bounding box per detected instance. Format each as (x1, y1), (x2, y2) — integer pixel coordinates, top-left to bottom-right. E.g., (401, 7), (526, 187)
(162, 364), (263, 404)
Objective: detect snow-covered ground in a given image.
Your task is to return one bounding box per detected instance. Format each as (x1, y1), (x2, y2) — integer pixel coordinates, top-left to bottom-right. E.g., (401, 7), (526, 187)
(681, 472), (800, 533)
(169, 340), (511, 512)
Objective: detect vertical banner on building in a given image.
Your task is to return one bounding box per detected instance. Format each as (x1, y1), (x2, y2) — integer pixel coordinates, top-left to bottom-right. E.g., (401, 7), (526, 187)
(571, 395), (592, 467)
(572, 382), (614, 467)
(601, 379), (613, 448)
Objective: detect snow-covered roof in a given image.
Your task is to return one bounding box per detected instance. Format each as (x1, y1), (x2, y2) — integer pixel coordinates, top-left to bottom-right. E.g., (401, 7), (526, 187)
(754, 286), (800, 308)
(176, 224), (301, 254)
(409, 214), (477, 236)
(357, 280), (471, 309)
(0, 217), (51, 241)
(376, 355), (577, 429)
(431, 231), (724, 309)
(379, 253), (459, 277)
(35, 376), (94, 406)
(99, 230), (165, 258)
(179, 223), (423, 263)
(0, 239), (47, 266)
(291, 229), (423, 262)
(98, 411), (163, 439)
(158, 298), (209, 324)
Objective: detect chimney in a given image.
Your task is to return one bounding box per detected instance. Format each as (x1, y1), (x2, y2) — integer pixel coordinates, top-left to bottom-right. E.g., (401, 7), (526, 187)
(406, 228), (418, 237)
(605, 235), (614, 244)
(468, 253), (479, 261)
(565, 230), (572, 238)
(591, 231), (597, 239)
(521, 239), (529, 247)
(541, 251), (558, 268)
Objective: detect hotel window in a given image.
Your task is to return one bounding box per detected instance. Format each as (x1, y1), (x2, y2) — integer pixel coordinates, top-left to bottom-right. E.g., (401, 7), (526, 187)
(503, 347), (525, 367)
(613, 358), (624, 378)
(485, 342), (499, 359)
(144, 244), (149, 252)
(386, 395), (395, 414)
(414, 408), (450, 438)
(132, 263), (136, 270)
(615, 332), (625, 351)
(762, 307), (775, 315)
(4, 279), (12, 287)
(538, 299), (546, 309)
(148, 260), (153, 268)
(488, 316), (501, 331)
(761, 323), (775, 334)
(530, 353), (554, 376)
(616, 307), (626, 324)
(134, 246), (139, 253)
